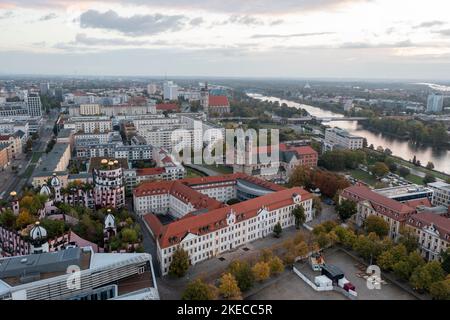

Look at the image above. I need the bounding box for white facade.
[426,94,444,113]
[428,181,450,207]
[163,81,179,100]
[325,127,364,150]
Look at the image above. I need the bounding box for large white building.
[0,247,159,300]
[64,116,112,133]
[163,81,179,100]
[135,173,313,275]
[26,93,43,118]
[426,93,444,113]
[324,127,364,150]
[428,181,450,207]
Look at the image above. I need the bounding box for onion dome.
[50,173,61,187]
[9,191,17,198]
[104,210,116,229]
[40,183,52,196]
[30,221,47,240]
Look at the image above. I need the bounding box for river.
[248,93,450,175]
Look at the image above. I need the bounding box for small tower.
[104,209,117,242]
[40,183,52,197]
[29,221,49,254]
[200,82,209,113]
[10,191,19,215]
[50,173,62,202]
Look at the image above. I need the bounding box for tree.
[352,233,382,262]
[259,248,273,262]
[335,199,357,222]
[377,244,408,271]
[273,222,282,238]
[218,273,242,300]
[392,251,425,281]
[269,256,284,276]
[364,215,389,238]
[440,248,450,274]
[410,261,445,292]
[426,162,435,170]
[371,162,389,177]
[16,209,34,229]
[182,278,217,300]
[312,196,322,218]
[429,276,450,300]
[40,219,66,239]
[292,205,306,229]
[423,174,436,184]
[398,166,410,177]
[398,228,418,253]
[169,248,190,278]
[252,261,271,282]
[121,228,138,243]
[0,209,16,229]
[288,165,312,188]
[228,260,255,292]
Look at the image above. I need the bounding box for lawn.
[20,164,35,179]
[201,163,234,174]
[31,152,42,164]
[404,174,425,185]
[348,169,379,186]
[185,167,206,178]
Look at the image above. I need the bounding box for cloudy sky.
[1,0,450,79]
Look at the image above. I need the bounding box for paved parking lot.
[246,248,417,300]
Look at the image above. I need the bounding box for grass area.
[31,152,42,164]
[201,163,234,174]
[404,174,425,185]
[348,169,379,186]
[185,167,206,178]
[20,164,35,179]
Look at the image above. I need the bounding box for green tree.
[228,260,255,292]
[182,278,217,300]
[169,248,190,278]
[273,222,282,238]
[218,273,242,300]
[377,244,408,271]
[0,209,16,229]
[410,261,445,292]
[364,215,389,238]
[398,228,419,253]
[426,162,435,170]
[352,233,382,263]
[392,251,425,281]
[292,205,306,229]
[440,248,450,274]
[312,196,322,217]
[121,228,138,243]
[335,199,357,222]
[429,276,450,300]
[398,166,410,177]
[423,174,436,184]
[40,219,66,239]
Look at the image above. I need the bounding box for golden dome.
[108,161,114,166]
[10,191,17,197]
[113,160,119,164]
[101,159,108,164]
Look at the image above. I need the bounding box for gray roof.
[0,248,82,279]
[33,142,70,178]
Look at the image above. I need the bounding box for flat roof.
[33,142,70,177]
[374,184,433,198]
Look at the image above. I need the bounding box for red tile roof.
[404,198,432,209]
[406,213,450,241]
[341,185,415,221]
[280,143,318,157]
[0,135,13,141]
[137,167,165,176]
[208,95,229,107]
[145,186,312,248]
[156,103,180,111]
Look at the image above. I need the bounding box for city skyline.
[1,0,450,79]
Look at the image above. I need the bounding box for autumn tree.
[429,276,450,300]
[218,273,242,300]
[16,209,34,229]
[182,278,217,300]
[371,162,389,177]
[364,215,389,238]
[228,260,255,292]
[392,251,425,281]
[269,256,284,276]
[0,209,16,229]
[312,196,322,218]
[441,248,450,274]
[377,244,408,271]
[398,227,419,253]
[169,248,190,278]
[252,261,271,282]
[292,205,306,229]
[333,225,356,248]
[288,165,312,188]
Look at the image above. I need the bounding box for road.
[0,110,58,199]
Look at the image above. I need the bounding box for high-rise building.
[39,82,50,95]
[426,93,444,113]
[26,93,42,118]
[163,81,178,100]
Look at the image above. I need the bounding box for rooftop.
[208,95,229,107]
[374,184,433,198]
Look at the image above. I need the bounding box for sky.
[1,0,450,80]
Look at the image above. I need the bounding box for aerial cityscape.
[0,0,450,308]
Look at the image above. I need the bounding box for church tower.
[50,173,62,202]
